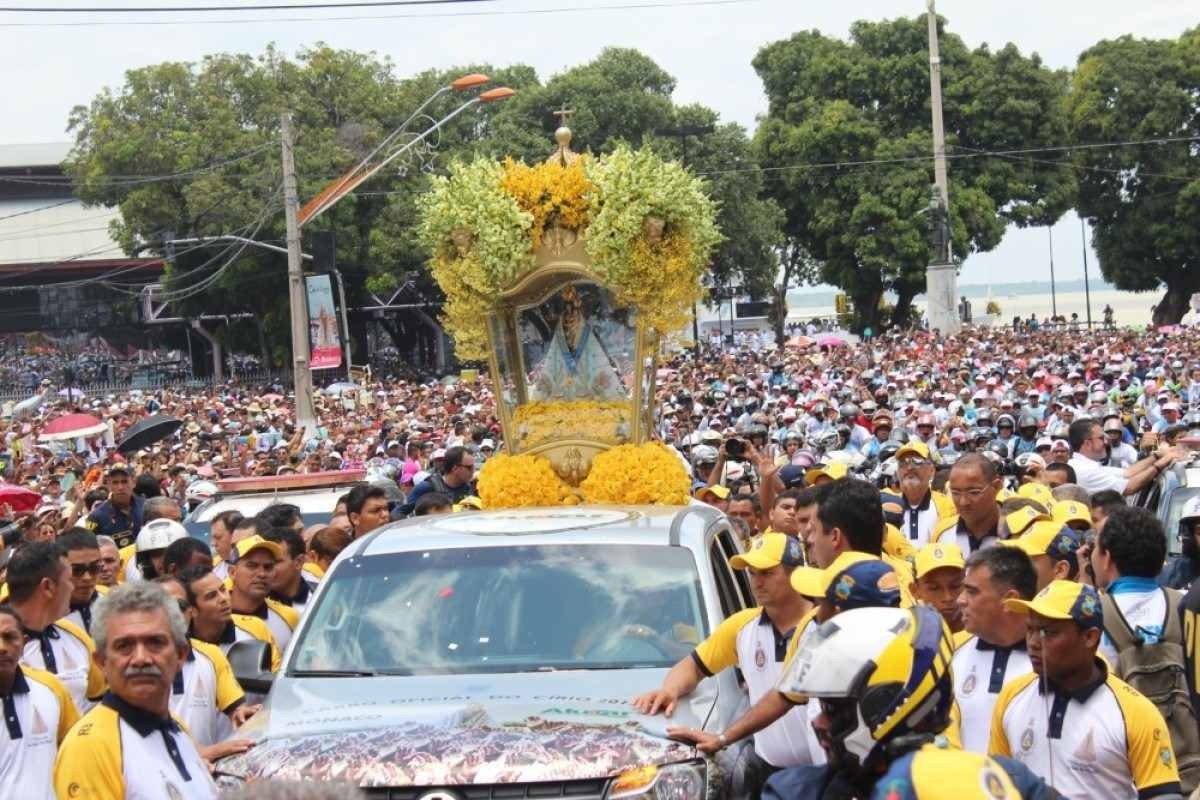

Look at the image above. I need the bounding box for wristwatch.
[717,732,728,749]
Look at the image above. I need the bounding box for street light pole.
[924,0,959,334]
[281,112,318,431]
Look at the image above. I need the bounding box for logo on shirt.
[1073,729,1096,763]
[754,642,766,670]
[980,767,1008,799]
[1020,725,1034,752]
[1161,747,1174,767]
[166,782,184,800]
[960,668,977,697]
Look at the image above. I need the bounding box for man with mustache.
[54,581,217,799]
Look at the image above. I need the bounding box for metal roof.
[0,142,73,170]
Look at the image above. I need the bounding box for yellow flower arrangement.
[500,157,591,249]
[581,442,691,506]
[476,453,577,508]
[512,400,630,449]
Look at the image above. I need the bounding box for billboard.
[305,275,342,370]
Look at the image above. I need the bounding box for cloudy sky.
[2,0,1193,287]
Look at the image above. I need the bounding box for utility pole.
[924,0,959,334]
[281,112,317,431]
[1048,227,1057,319]
[1080,217,1093,330]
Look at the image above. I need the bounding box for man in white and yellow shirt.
[54,581,216,800]
[631,532,814,791]
[158,576,257,755]
[991,580,1182,800]
[7,540,105,712]
[179,566,282,673]
[228,535,299,654]
[0,604,77,800]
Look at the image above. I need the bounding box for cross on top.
[553,106,575,126]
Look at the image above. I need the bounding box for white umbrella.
[57,388,86,400]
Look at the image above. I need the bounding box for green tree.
[67,45,533,363]
[1067,28,1200,325]
[752,16,1075,332]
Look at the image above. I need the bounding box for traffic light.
[311,231,336,274]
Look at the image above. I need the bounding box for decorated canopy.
[417,117,720,506]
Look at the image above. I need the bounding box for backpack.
[1102,588,1200,793]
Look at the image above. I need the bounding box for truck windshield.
[290,544,707,675]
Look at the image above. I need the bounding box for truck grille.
[361,779,608,800]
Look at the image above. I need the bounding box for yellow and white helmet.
[784,605,954,769]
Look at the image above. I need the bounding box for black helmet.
[878,441,902,462]
[986,439,1010,461]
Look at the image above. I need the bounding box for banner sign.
[305,275,342,370]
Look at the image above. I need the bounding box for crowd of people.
[3,322,1200,797]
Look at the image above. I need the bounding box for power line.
[0,142,275,187]
[0,199,76,222]
[0,0,756,27]
[0,0,488,11]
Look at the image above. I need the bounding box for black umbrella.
[117,414,183,455]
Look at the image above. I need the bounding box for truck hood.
[218,670,712,786]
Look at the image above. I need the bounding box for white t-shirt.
[951,634,1033,753]
[1068,453,1129,496]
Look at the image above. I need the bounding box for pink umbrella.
[38,413,107,442]
[0,483,41,513]
[818,335,847,348]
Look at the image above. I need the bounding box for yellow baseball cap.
[789,566,826,598]
[696,484,731,501]
[1053,501,1092,528]
[1003,579,1103,630]
[234,535,283,561]
[729,532,805,571]
[790,550,876,596]
[1002,519,1080,562]
[894,440,932,462]
[804,461,848,486]
[913,542,966,579]
[1004,505,1052,538]
[1016,482,1054,510]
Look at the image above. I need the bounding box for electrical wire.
[0,199,76,222]
[0,0,757,27]
[0,0,489,12]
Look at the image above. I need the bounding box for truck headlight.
[610,760,707,800]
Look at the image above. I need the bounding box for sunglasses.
[71,561,101,577]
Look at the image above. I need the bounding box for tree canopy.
[1066,27,1200,325]
[752,15,1076,331]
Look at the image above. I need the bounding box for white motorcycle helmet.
[184,480,218,507]
[778,606,954,770]
[133,518,189,580]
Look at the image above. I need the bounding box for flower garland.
[581,442,691,506]
[476,453,578,508]
[415,159,534,359]
[583,146,722,335]
[500,157,591,249]
[511,399,630,449]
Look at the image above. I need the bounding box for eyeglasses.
[949,487,992,500]
[898,457,931,469]
[70,561,101,577]
[175,599,190,614]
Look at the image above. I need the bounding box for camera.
[724,437,746,459]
